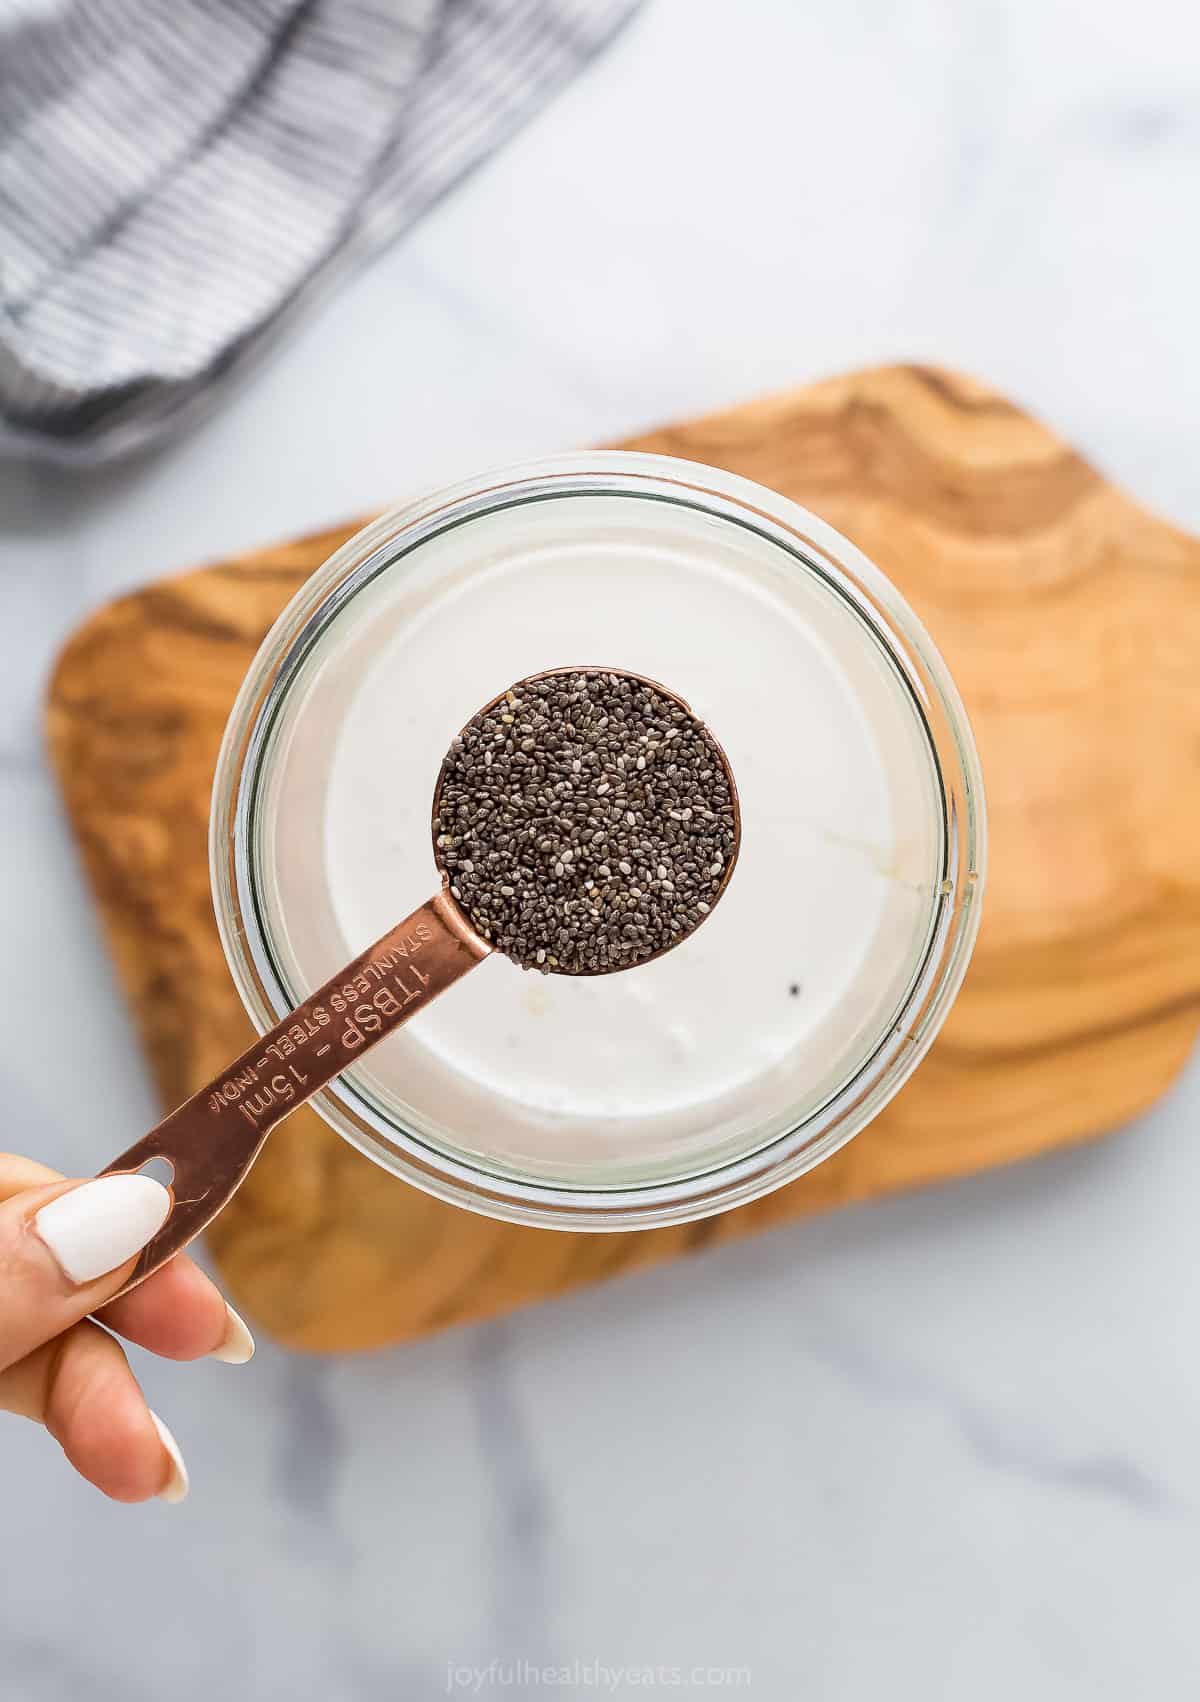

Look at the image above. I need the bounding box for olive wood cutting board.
[45,365,1200,1352]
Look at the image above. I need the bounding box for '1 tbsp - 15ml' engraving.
[99,895,489,1295]
[207,924,438,1127]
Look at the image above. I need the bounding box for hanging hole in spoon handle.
[98,891,491,1298]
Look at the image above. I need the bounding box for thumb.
[0,1175,171,1374]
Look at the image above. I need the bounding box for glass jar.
[210,453,985,1230]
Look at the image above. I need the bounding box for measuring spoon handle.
[98,890,490,1296]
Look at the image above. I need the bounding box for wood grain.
[45,365,1200,1352]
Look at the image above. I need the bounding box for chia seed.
[434,670,738,974]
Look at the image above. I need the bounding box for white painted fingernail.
[149,1411,189,1505]
[210,1303,255,1365]
[34,1176,171,1284]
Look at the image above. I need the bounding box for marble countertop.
[4,0,1200,1696]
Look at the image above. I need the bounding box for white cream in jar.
[253,484,945,1191]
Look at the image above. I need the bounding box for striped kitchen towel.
[0,0,640,463]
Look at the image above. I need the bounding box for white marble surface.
[3,0,1200,1695]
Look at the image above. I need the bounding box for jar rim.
[210,451,986,1231]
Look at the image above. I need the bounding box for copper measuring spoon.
[96,668,741,1295]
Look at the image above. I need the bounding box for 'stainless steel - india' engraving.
[208,926,435,1127]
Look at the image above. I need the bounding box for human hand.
[0,1154,254,1504]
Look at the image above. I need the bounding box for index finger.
[0,1152,60,1196]
[98,1256,253,1362]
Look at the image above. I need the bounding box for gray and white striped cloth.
[0,0,640,463]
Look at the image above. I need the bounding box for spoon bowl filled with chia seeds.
[433,669,740,976]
